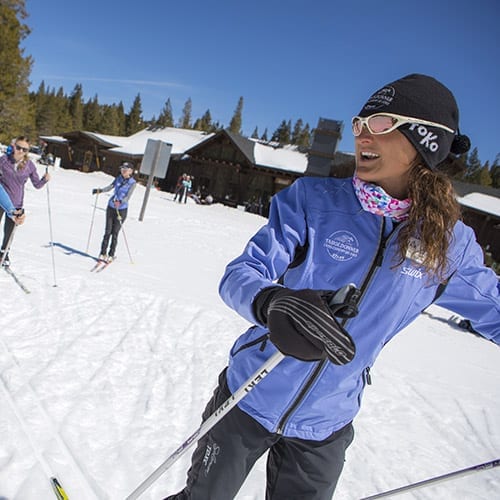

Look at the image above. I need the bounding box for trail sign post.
[139,139,172,221]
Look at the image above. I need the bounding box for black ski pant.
[0,209,16,254]
[178,187,188,203]
[164,369,354,500]
[100,206,127,257]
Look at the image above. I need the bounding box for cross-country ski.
[3,266,31,294]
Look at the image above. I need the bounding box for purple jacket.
[0,154,47,207]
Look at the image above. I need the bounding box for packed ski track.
[0,161,498,500]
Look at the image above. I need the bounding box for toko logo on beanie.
[359,74,470,169]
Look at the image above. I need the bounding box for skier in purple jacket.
[0,136,49,266]
[166,75,499,500]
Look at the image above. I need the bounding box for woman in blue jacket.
[166,75,499,500]
[92,162,136,262]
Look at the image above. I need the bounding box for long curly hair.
[396,160,461,281]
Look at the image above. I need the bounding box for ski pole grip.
[325,283,361,318]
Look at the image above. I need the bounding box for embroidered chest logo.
[402,237,426,279]
[324,231,359,262]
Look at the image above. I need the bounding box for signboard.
[139,139,172,179]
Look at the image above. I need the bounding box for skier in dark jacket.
[165,74,500,500]
[92,162,136,262]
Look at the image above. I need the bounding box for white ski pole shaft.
[0,223,17,266]
[125,350,285,500]
[361,458,500,499]
[86,192,99,253]
[46,168,57,286]
[116,208,133,264]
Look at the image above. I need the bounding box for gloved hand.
[92,188,101,195]
[253,287,357,364]
[114,200,121,208]
[12,208,25,225]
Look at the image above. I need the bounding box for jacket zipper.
[276,218,394,434]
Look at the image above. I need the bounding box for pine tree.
[272,120,291,144]
[126,94,144,135]
[116,101,126,135]
[100,104,120,135]
[261,128,268,141]
[297,123,311,148]
[478,162,492,187]
[0,0,34,143]
[83,95,101,132]
[54,86,72,133]
[490,154,500,188]
[69,83,84,131]
[464,147,482,184]
[291,119,304,144]
[193,109,213,132]
[229,96,244,134]
[156,98,174,128]
[251,127,259,139]
[178,97,192,129]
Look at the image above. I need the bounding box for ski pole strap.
[125,350,285,500]
[361,458,500,499]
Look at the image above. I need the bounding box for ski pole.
[86,191,99,253]
[361,458,500,499]
[116,208,133,264]
[0,223,18,266]
[46,167,57,287]
[125,350,285,500]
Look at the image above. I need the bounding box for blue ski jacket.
[219,176,500,441]
[100,175,136,209]
[0,183,16,217]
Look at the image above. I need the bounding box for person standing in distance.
[0,136,49,266]
[92,162,136,262]
[164,74,499,500]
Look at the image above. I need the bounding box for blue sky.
[24,0,499,164]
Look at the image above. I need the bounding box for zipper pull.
[366,366,372,385]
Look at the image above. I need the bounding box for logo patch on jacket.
[405,237,426,264]
[324,231,359,262]
[402,237,426,279]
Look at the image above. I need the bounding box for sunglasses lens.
[352,117,363,136]
[367,115,398,134]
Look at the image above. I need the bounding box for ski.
[3,266,31,294]
[50,476,70,500]
[95,260,113,272]
[361,458,500,499]
[90,259,107,272]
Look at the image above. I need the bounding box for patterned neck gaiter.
[352,175,411,222]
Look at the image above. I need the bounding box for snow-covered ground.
[0,162,498,500]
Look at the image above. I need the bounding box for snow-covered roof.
[107,127,214,156]
[458,192,500,218]
[39,135,68,144]
[253,141,308,174]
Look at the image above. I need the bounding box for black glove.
[253,287,357,364]
[92,188,101,195]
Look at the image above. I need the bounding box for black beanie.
[358,74,470,169]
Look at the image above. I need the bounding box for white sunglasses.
[352,113,455,136]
